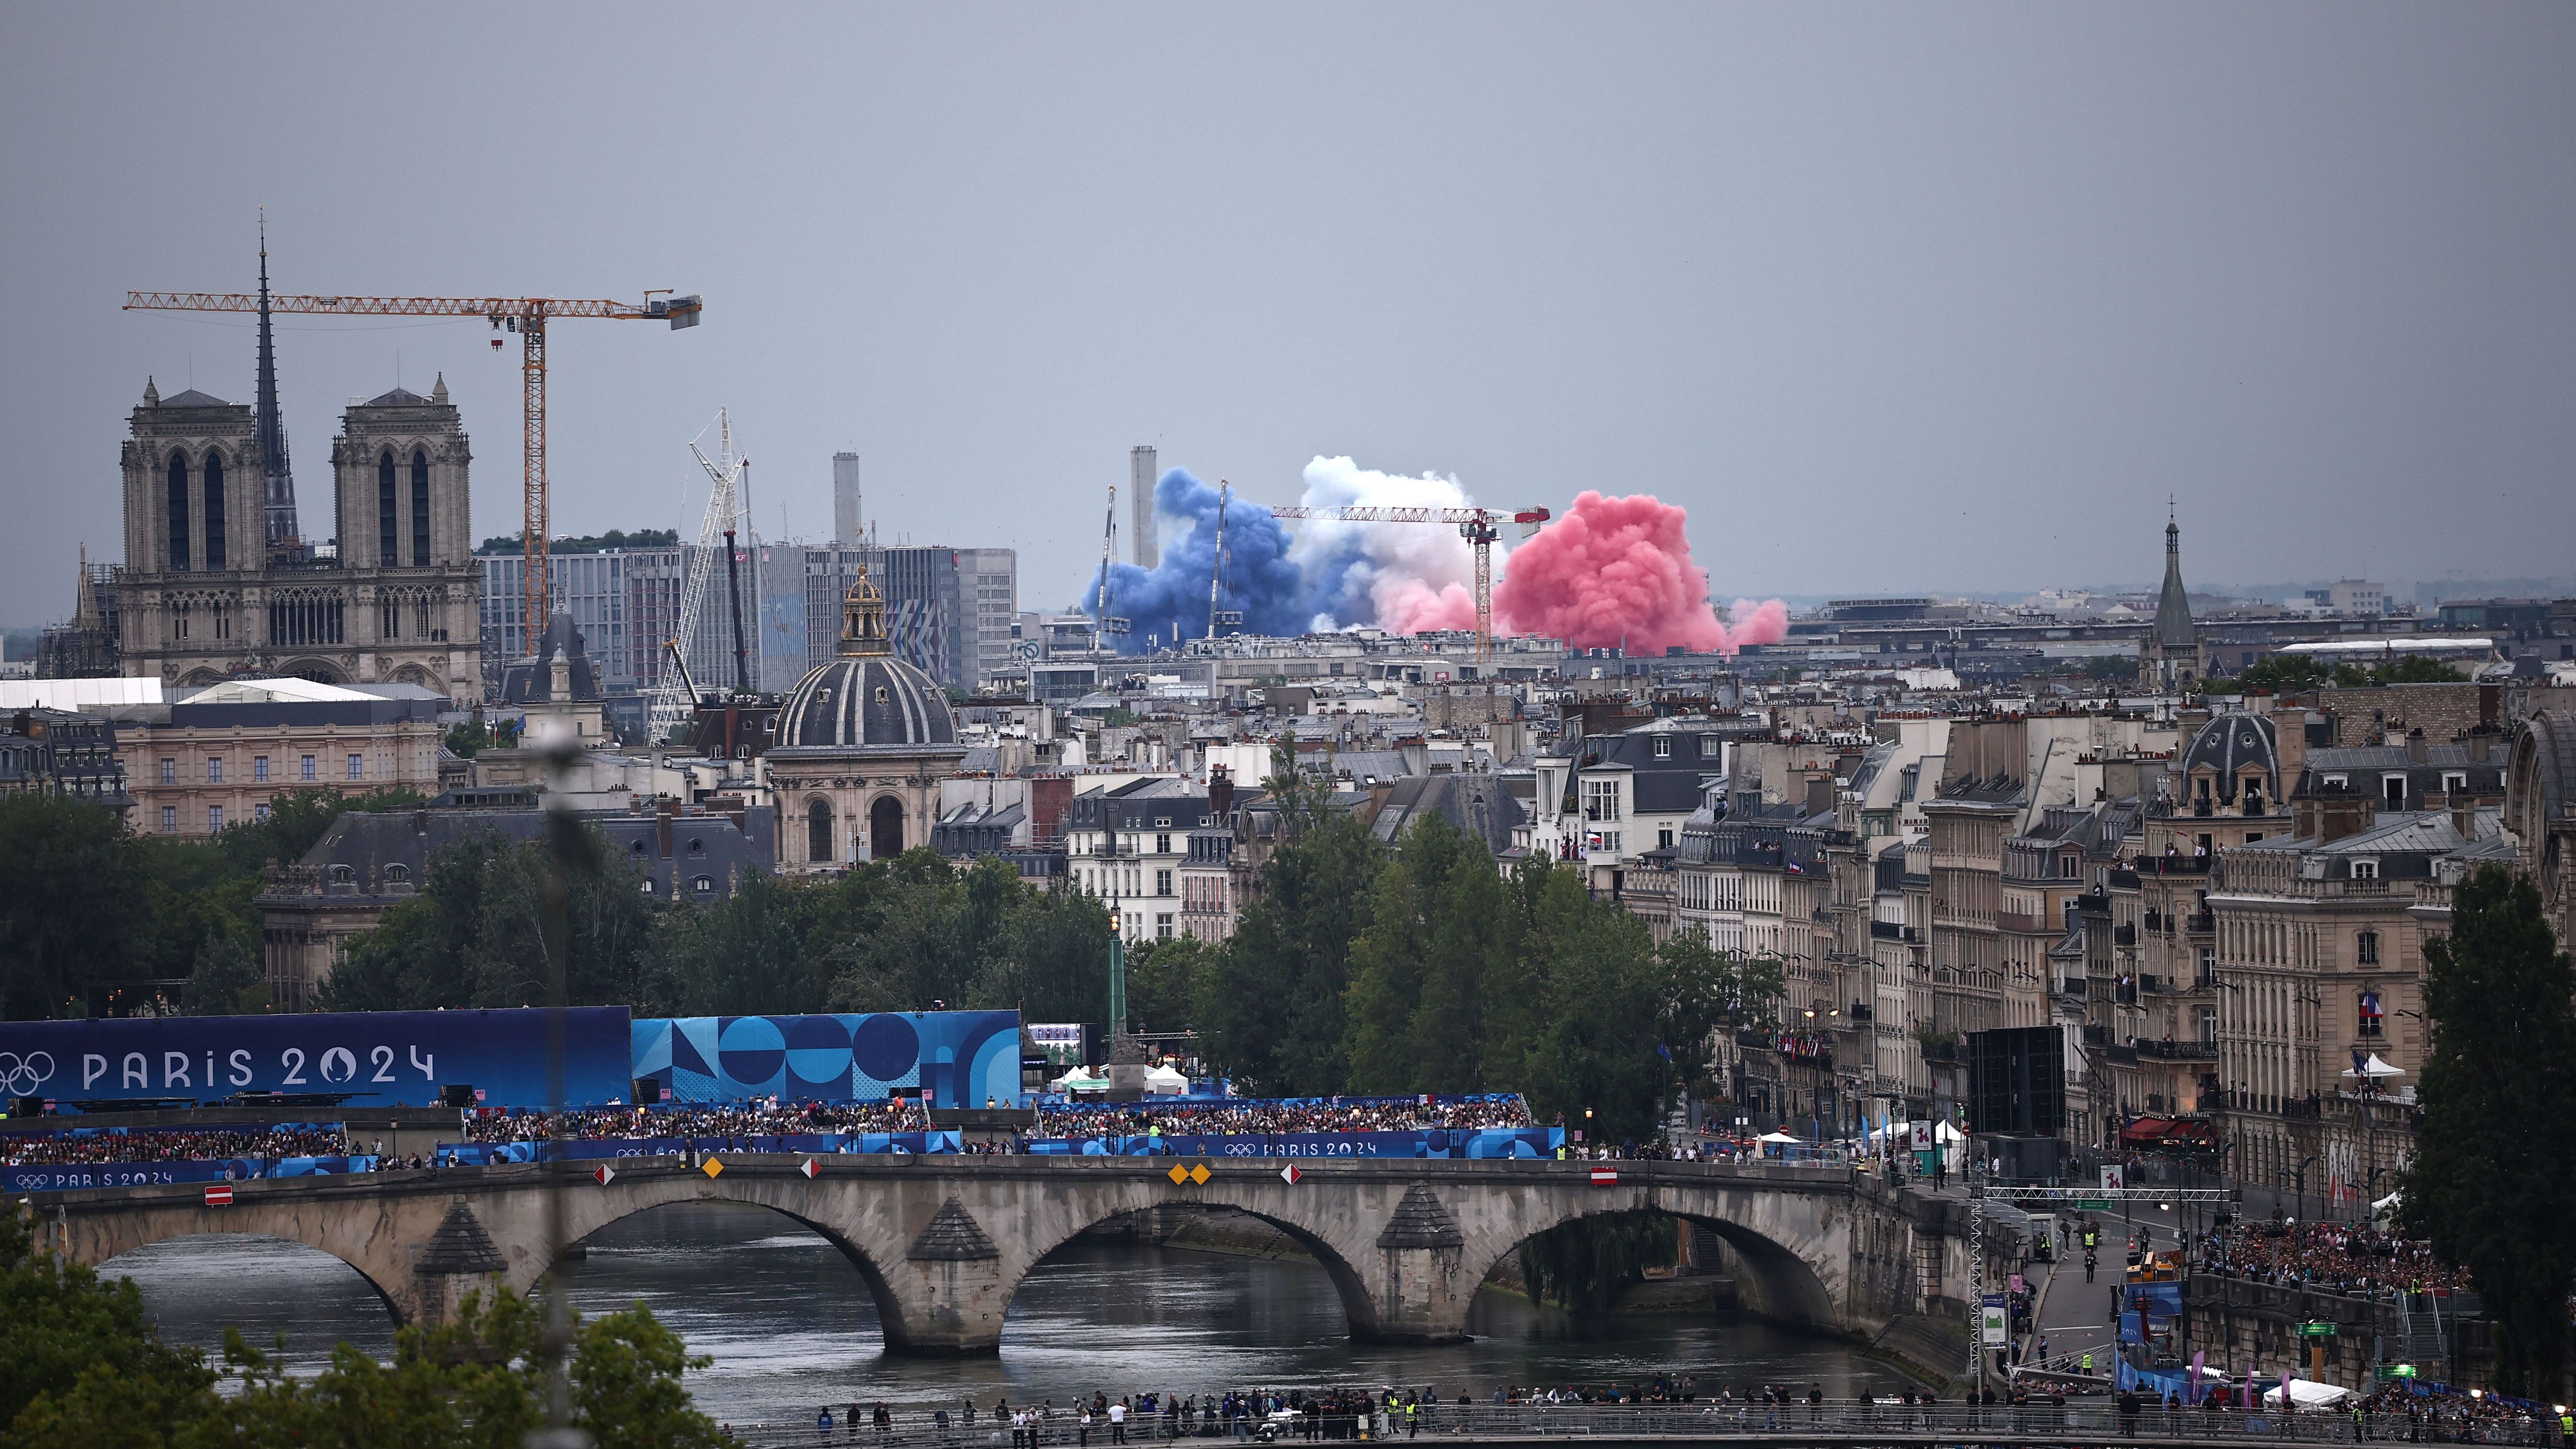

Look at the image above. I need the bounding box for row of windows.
[158,753,363,785]
[1078,867,1175,897]
[159,800,273,833]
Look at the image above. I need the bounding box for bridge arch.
[537,1178,914,1348]
[1010,1196,1384,1341]
[1450,1186,1846,1335]
[89,1225,410,1329]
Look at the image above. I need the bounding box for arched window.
[329,864,355,885]
[807,799,833,863]
[377,450,398,566]
[384,863,410,883]
[202,452,226,570]
[870,796,904,861]
[411,449,431,566]
[167,453,190,571]
[692,876,715,894]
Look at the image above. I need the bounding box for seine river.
[104,1202,1910,1431]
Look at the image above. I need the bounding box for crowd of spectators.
[1031,1096,1532,1139]
[0,1124,351,1166]
[2194,1219,2470,1300]
[462,1100,929,1144]
[2354,1383,2557,1441]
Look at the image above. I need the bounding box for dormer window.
[692,875,715,893]
[384,864,410,883]
[2351,859,2380,881]
[330,864,356,885]
[688,837,705,857]
[1653,737,1671,758]
[874,686,890,704]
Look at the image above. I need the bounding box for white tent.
[2371,1189,2403,1219]
[2341,1053,2406,1081]
[1143,1064,1190,1095]
[1053,1070,1110,1094]
[2263,1380,2352,1408]
[1756,1131,1805,1144]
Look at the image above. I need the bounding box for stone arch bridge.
[37,1156,1977,1355]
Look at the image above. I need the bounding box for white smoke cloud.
[1285,456,1507,634]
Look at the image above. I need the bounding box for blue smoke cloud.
[1075,469,1364,654]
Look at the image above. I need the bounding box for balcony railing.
[2133,1038,2218,1061]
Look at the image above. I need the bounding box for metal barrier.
[722,1399,2554,1448]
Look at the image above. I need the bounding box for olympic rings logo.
[0,1051,55,1096]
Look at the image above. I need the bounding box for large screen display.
[631,1012,1023,1107]
[0,1007,633,1109]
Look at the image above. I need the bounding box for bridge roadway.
[33,1154,1963,1355]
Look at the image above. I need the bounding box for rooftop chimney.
[1804,772,1835,817]
[2405,728,2429,764]
[1209,765,1234,820]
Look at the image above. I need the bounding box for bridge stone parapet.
[38,1156,1972,1355]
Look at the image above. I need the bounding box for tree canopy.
[2398,864,2576,1394]
[0,1203,733,1448]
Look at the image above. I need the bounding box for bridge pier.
[1359,1185,1476,1344]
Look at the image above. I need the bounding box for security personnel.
[2079,1351,2094,1375]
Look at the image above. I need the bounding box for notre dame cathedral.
[63,246,482,701]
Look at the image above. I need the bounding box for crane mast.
[1264,503,1551,662]
[647,410,752,740]
[1092,484,1130,652]
[124,283,701,639]
[1206,479,1241,640]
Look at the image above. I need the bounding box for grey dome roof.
[775,655,957,751]
[2181,712,2277,803]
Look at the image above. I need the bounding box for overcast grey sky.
[4,3,2571,627]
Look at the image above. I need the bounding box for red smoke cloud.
[1494,491,1788,655]
[1378,577,1480,635]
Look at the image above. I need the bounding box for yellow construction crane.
[1264,503,1550,662]
[124,286,702,633]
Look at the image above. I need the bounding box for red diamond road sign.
[1279,1165,1302,1185]
[800,1157,821,1180]
[1589,1168,1619,1186]
[592,1165,616,1187]
[202,1184,233,1206]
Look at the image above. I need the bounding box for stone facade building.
[768,568,967,873]
[120,683,445,839]
[107,376,480,701]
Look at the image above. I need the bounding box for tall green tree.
[1198,811,1385,1096]
[978,877,1118,1024]
[321,829,651,1013]
[0,794,143,1018]
[639,868,828,1017]
[2398,864,2576,1394]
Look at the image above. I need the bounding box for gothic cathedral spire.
[255,210,299,551]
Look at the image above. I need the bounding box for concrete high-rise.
[833,452,862,545]
[1130,445,1158,569]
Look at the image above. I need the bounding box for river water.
[103,1202,1910,1430]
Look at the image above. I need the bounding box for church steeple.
[254,211,299,551]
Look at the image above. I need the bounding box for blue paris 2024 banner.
[631,1012,1023,1107]
[0,1008,632,1109]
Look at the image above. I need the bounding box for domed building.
[767,568,965,872]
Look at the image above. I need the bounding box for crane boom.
[1262,503,1551,663]
[123,287,701,639]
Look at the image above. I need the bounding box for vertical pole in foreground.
[532,739,590,1449]
[524,311,551,633]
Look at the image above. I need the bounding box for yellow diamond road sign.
[1189,1164,1211,1185]
[1166,1164,1189,1184]
[702,1157,724,1179]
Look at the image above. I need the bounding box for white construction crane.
[1091,484,1130,652]
[1264,504,1551,662]
[1206,479,1243,639]
[647,410,753,741]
